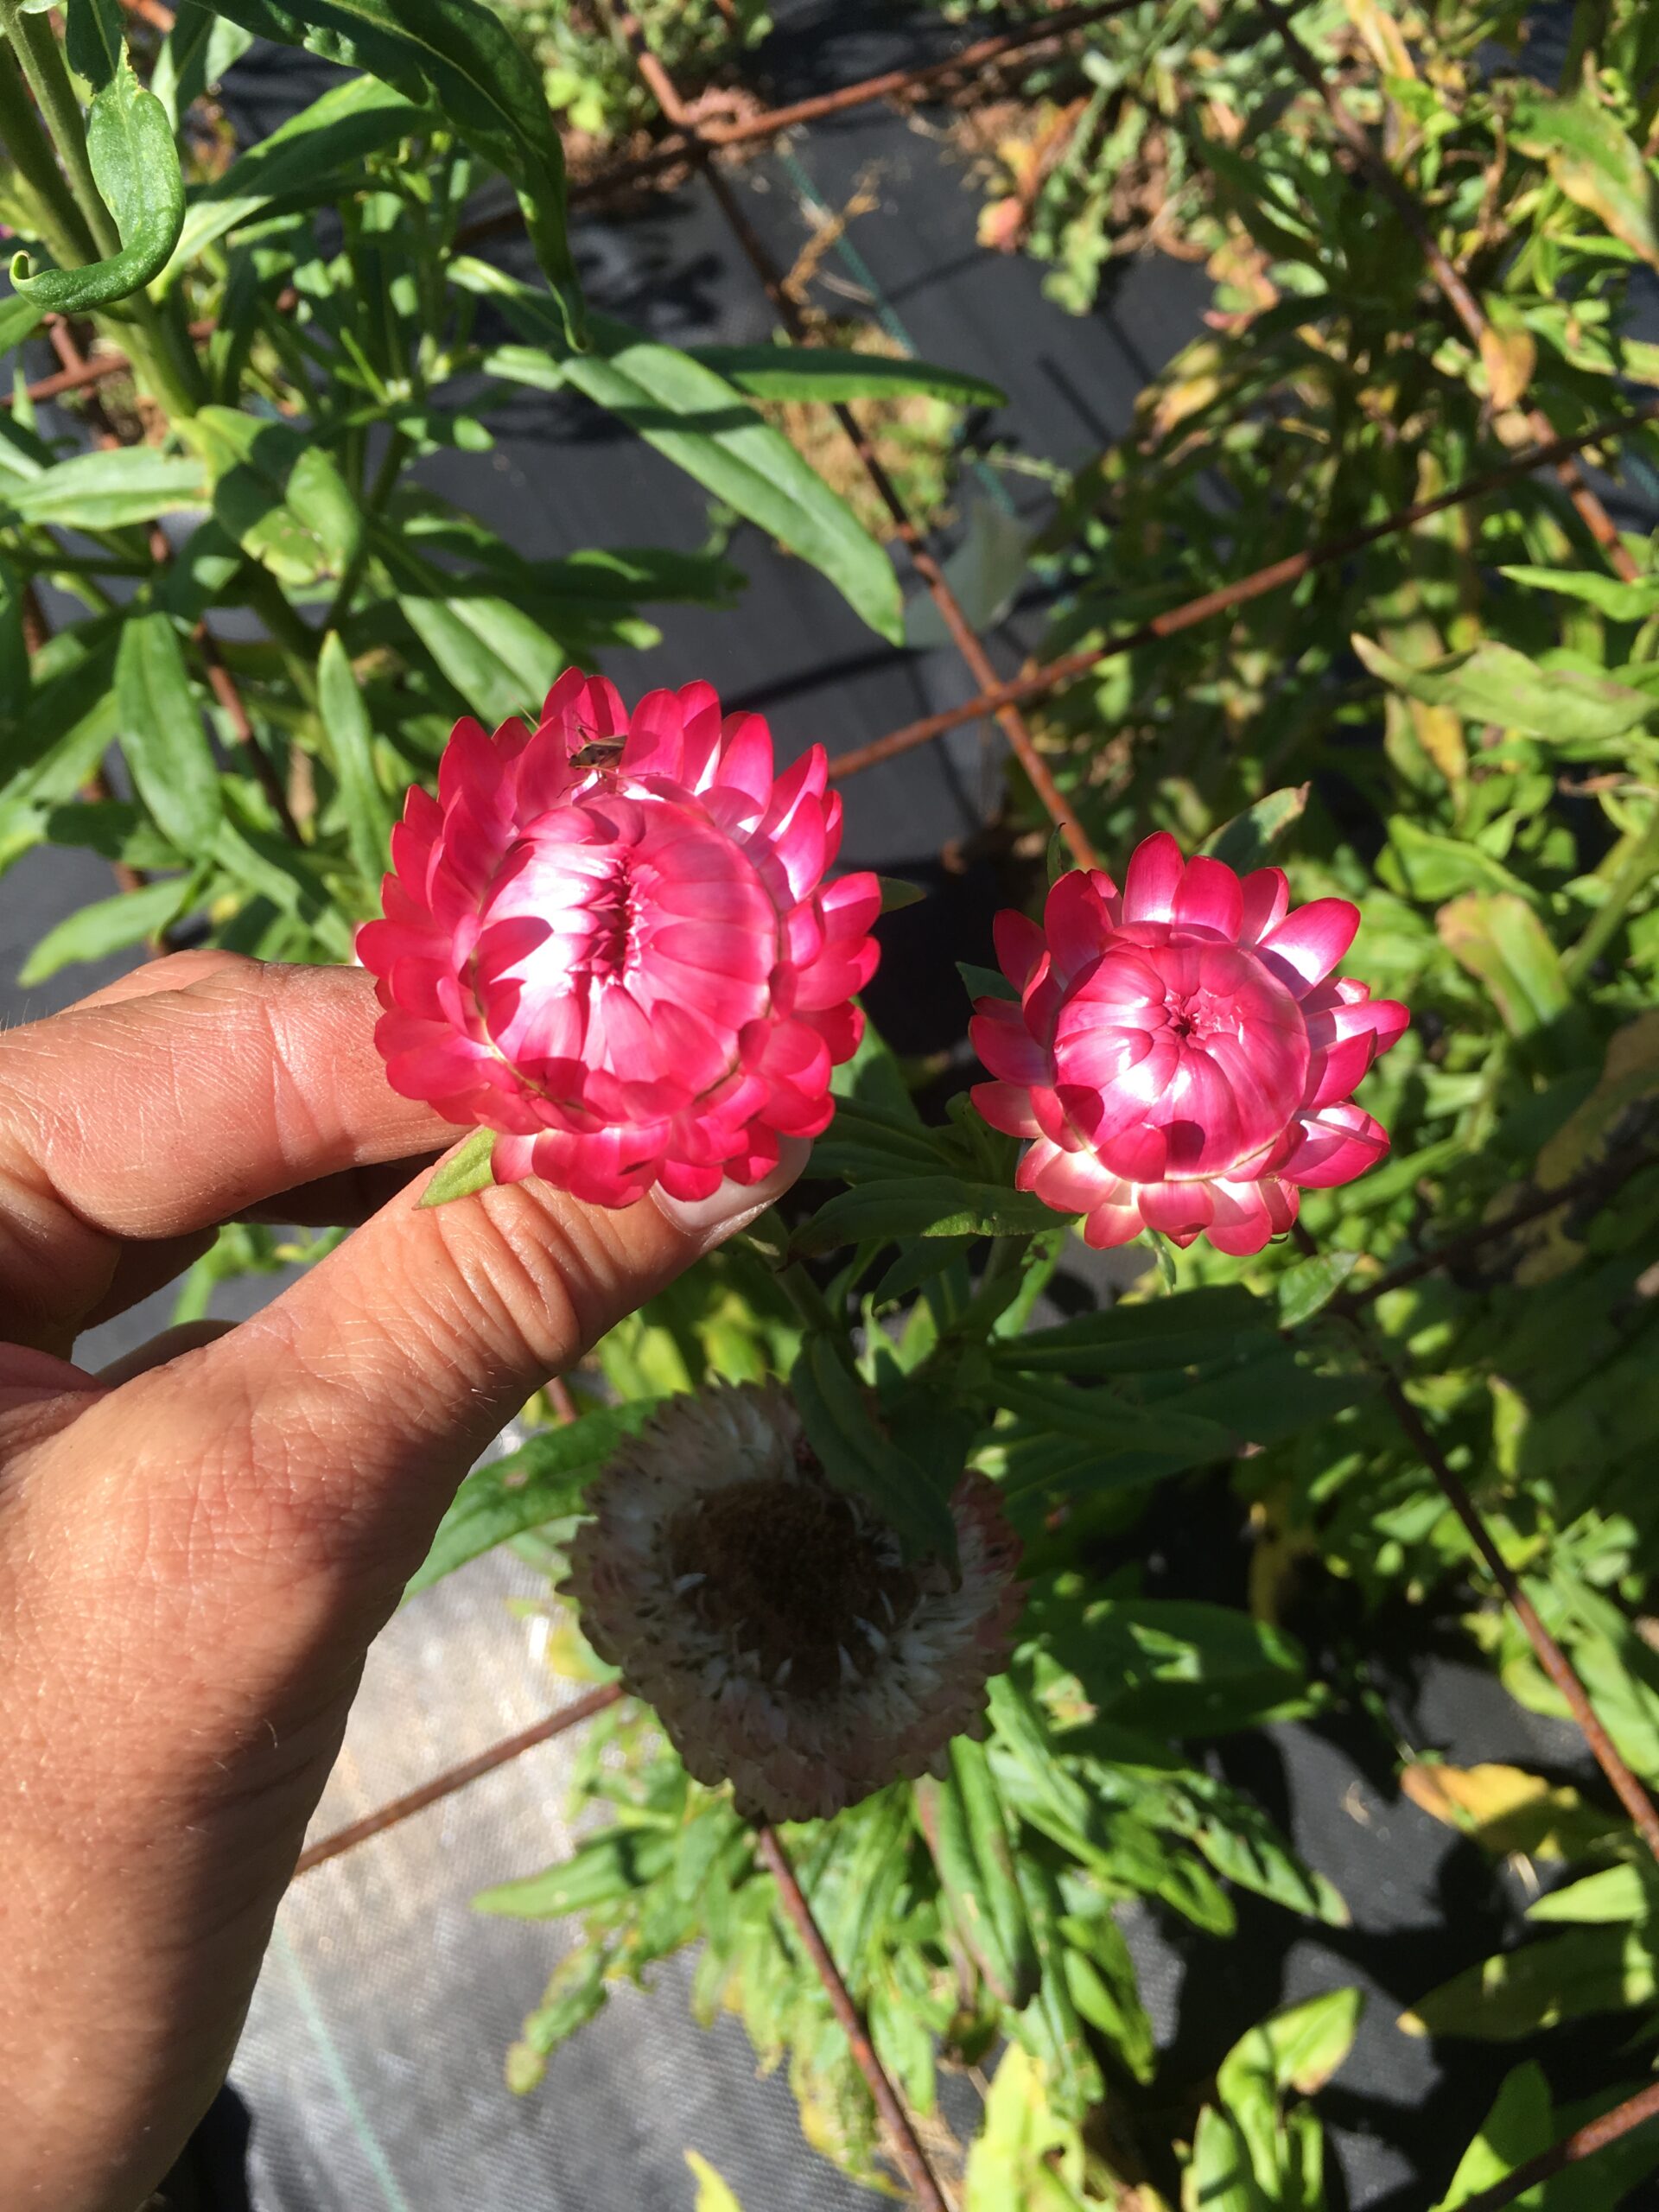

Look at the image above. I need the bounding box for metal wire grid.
[51,2,1659,2203]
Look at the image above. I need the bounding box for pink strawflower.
[970,833,1407,1255]
[359,671,880,1209]
[566,1384,1024,1823]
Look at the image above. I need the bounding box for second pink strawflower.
[359,671,880,1208]
[970,833,1407,1255]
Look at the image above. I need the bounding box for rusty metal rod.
[293,1684,625,1877]
[756,1822,952,2211]
[1332,1139,1657,1315]
[825,393,1659,780]
[1453,2079,1659,2212]
[607,0,1096,864]
[1260,0,1641,582]
[1382,1371,1659,1862]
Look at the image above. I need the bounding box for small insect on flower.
[358,672,881,1210]
[970,833,1408,1255]
[565,1385,1024,1824]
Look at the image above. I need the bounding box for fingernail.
[650,1135,812,1252]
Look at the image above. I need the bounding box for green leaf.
[1045,1598,1313,1737]
[115,612,222,855]
[406,1399,666,1598]
[1527,1865,1651,1925]
[1431,2062,1552,2212]
[959,958,1018,1005]
[791,1333,958,1567]
[473,1823,677,1918]
[0,295,45,360]
[1276,1250,1359,1327]
[795,1175,1058,1253]
[1203,784,1311,874]
[1354,633,1654,744]
[1500,563,1659,624]
[388,569,564,725]
[416,1127,498,1209]
[65,0,124,87]
[1402,1926,1658,2039]
[11,58,185,313]
[167,75,429,278]
[878,875,925,914]
[17,876,188,986]
[1510,85,1659,270]
[685,342,1006,408]
[0,448,206,531]
[461,268,904,642]
[916,1738,1041,2011]
[184,409,362,587]
[1437,893,1569,1037]
[194,0,582,339]
[318,631,393,891]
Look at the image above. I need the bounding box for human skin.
[0,950,802,2212]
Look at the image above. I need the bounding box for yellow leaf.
[684,2152,744,2212]
[1478,321,1538,411]
[1401,1762,1616,1859]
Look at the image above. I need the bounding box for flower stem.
[754,1821,952,2211]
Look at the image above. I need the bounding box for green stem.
[324,426,410,632]
[1562,805,1659,987]
[779,1262,839,1336]
[1,8,202,418]
[0,36,96,270]
[4,3,118,258]
[245,570,321,702]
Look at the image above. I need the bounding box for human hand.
[0,951,802,2212]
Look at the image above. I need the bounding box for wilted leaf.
[1400,1762,1617,1860]
[1437,893,1568,1036]
[1354,634,1654,743]
[1478,320,1536,410]
[1511,84,1659,270]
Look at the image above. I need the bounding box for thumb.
[44,1135,809,1625]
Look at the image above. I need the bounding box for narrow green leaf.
[950,1737,1042,2009]
[195,0,583,338]
[115,612,222,854]
[0,448,205,531]
[462,268,904,641]
[686,343,1007,408]
[1402,1926,1657,2039]
[417,1127,497,1209]
[795,1175,1058,1253]
[1432,2062,1553,2212]
[1203,783,1311,874]
[684,2153,746,2212]
[318,631,393,890]
[473,1824,677,1919]
[184,409,362,587]
[959,958,1018,1004]
[392,578,564,726]
[878,875,925,914]
[1276,1249,1359,1327]
[1501,563,1659,623]
[167,77,428,278]
[0,295,45,360]
[407,1398,666,1598]
[791,1333,957,1567]
[12,59,186,313]
[65,0,124,87]
[18,877,188,986]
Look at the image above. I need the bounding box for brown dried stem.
[755,1822,953,2211]
[826,395,1659,780]
[293,1684,624,1878]
[1260,0,1641,581]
